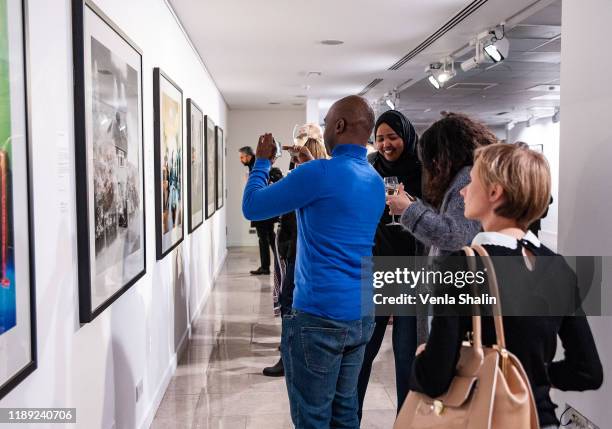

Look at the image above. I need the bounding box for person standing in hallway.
[387,113,497,257]
[357,110,422,420]
[239,145,282,275]
[263,127,329,378]
[242,95,385,428]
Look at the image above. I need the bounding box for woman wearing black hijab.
[357,110,422,420]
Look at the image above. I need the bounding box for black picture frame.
[72,0,147,323]
[204,115,216,219]
[186,99,204,233]
[215,126,224,210]
[153,68,184,259]
[0,0,38,400]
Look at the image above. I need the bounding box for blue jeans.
[281,310,375,429]
[357,315,417,420]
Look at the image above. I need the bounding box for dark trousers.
[279,259,295,317]
[357,315,417,420]
[282,310,375,428]
[255,225,276,270]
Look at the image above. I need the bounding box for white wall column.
[306,98,320,125]
[552,0,612,425]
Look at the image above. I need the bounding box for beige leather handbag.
[393,245,540,429]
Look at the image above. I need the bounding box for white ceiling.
[168,0,554,116]
[394,0,562,127]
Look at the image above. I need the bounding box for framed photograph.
[215,126,224,210]
[186,99,203,232]
[73,0,146,323]
[153,68,184,259]
[204,115,216,219]
[529,144,544,154]
[0,0,37,400]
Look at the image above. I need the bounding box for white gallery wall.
[552,0,612,426]
[0,1,227,428]
[226,109,305,247]
[508,118,560,250]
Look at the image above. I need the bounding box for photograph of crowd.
[90,36,144,296]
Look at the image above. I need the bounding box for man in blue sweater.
[242,95,385,428]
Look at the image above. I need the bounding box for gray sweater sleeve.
[400,170,481,252]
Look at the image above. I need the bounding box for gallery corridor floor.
[152,247,398,428]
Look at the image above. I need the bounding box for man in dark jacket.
[239,146,281,275]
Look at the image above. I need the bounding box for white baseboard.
[138,353,177,429]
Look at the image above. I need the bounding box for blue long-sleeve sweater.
[242,144,385,320]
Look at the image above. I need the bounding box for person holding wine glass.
[357,109,423,420]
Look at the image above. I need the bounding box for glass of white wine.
[384,176,401,226]
[292,124,308,146]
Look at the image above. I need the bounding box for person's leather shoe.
[263,358,284,377]
[250,267,271,275]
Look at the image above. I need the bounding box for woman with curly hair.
[387,112,498,257]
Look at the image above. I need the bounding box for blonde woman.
[285,123,329,165]
[408,143,603,428]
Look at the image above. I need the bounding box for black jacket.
[277,211,297,261]
[368,151,423,256]
[410,240,603,427]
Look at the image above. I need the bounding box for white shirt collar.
[472,230,541,249]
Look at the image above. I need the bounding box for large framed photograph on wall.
[186,99,203,233]
[72,0,146,323]
[215,126,224,210]
[204,115,216,219]
[153,68,184,259]
[0,0,37,399]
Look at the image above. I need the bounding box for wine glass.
[292,124,309,146]
[384,176,401,226]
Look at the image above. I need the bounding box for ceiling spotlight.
[526,116,536,127]
[426,59,455,89]
[428,74,441,89]
[482,27,510,63]
[461,25,510,71]
[384,91,398,110]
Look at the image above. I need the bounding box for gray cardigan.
[400,166,481,256]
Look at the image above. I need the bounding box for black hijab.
[370,110,422,198]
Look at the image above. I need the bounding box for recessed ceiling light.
[292,103,304,106]
[269,102,281,105]
[320,40,344,46]
[295,95,307,98]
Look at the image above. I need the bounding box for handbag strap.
[462,246,483,352]
[470,244,507,351]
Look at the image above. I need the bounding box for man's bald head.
[323,95,375,153]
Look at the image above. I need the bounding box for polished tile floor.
[152,247,398,428]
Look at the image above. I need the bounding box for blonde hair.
[304,138,329,160]
[297,123,323,142]
[296,123,328,159]
[474,143,551,229]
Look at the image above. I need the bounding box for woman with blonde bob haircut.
[467,143,551,231]
[407,143,603,429]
